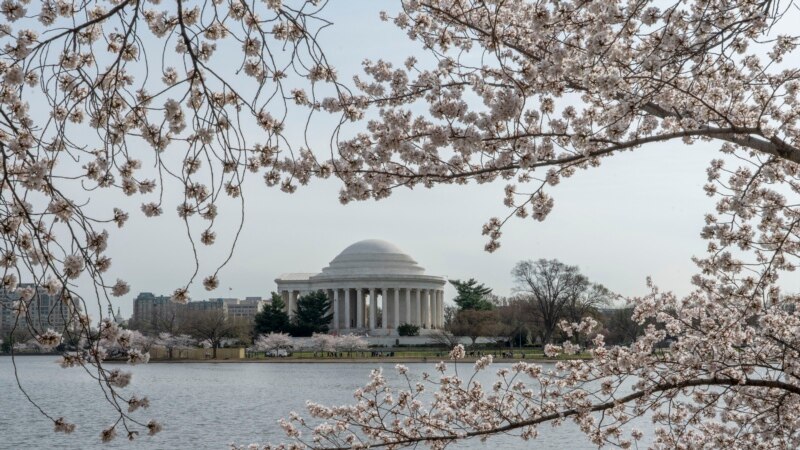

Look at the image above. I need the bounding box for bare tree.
[428,329,462,349]
[443,305,458,328]
[512,259,603,344]
[563,284,613,345]
[180,310,239,359]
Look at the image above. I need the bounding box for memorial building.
[275,239,446,335]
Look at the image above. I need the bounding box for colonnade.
[282,287,445,332]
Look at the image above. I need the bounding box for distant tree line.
[124,307,250,358]
[442,259,645,348]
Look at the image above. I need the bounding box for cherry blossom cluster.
[313,0,800,253]
[153,332,197,357]
[265,301,800,448]
[0,0,344,440]
[51,320,159,441]
[260,1,800,446]
[5,0,800,446]
[253,332,369,355]
[253,332,295,353]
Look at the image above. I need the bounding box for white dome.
[313,239,426,278]
[338,239,404,255]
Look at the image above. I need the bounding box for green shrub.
[398,323,420,336]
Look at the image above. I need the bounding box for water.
[0,356,649,449]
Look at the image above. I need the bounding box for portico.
[275,240,446,335]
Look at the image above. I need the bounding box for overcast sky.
[79,1,799,320]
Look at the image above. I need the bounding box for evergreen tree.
[291,291,333,336]
[449,278,494,311]
[254,292,291,335]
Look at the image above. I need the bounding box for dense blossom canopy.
[2,0,800,446]
[280,0,800,447]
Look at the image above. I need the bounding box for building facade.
[130,292,180,332]
[187,298,226,312]
[131,293,267,331]
[0,284,79,337]
[275,239,446,336]
[224,298,267,322]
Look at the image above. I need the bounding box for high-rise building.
[130,293,267,332]
[189,298,227,312]
[225,298,267,322]
[130,292,181,332]
[0,284,79,338]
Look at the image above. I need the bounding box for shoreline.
[1,354,591,364]
[146,356,587,364]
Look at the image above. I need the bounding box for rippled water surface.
[0,356,650,449]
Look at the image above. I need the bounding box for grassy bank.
[148,348,593,363]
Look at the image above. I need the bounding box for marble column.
[424,289,432,329]
[441,291,446,327]
[432,290,439,328]
[325,290,331,324]
[417,289,423,328]
[415,289,421,326]
[381,287,388,330]
[333,289,339,330]
[393,288,400,329]
[439,290,444,328]
[357,288,364,328]
[345,289,351,329]
[369,287,377,330]
[405,288,412,325]
[438,290,444,328]
[431,289,439,329]
[432,289,438,328]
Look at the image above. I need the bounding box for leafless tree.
[180,309,240,359]
[512,259,607,344]
[428,329,462,349]
[443,305,458,327]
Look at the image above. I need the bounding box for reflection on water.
[0,356,650,449]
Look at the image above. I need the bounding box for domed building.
[275,239,446,335]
